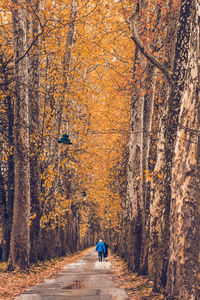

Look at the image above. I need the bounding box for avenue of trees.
[0,0,199,299]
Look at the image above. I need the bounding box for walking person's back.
[103,241,109,261]
[96,240,105,262]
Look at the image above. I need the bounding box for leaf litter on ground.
[110,253,164,300]
[0,248,165,300]
[0,248,92,300]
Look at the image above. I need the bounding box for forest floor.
[110,254,164,300]
[0,247,164,300]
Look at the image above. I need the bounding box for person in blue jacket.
[96,239,105,262]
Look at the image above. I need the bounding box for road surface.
[15,248,129,300]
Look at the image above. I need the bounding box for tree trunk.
[5,95,14,261]
[139,63,155,274]
[147,1,181,292]
[9,0,30,269]
[127,0,199,296]
[28,0,41,263]
[126,45,144,271]
[166,1,200,298]
[0,168,8,261]
[126,0,157,274]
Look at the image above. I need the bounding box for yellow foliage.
[157,173,163,179]
[0,0,135,239]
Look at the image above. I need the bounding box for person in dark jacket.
[103,241,109,261]
[96,239,105,262]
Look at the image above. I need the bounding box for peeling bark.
[166,1,200,298]
[148,0,180,292]
[125,0,199,297]
[126,46,144,271]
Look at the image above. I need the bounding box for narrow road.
[15,249,129,300]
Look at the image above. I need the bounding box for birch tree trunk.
[9,0,30,269]
[166,1,200,298]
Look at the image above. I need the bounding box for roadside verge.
[110,253,164,300]
[0,247,92,300]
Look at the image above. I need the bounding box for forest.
[0,0,199,299]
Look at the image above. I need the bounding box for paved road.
[15,249,129,300]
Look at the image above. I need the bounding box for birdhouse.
[58,134,72,144]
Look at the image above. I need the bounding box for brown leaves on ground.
[110,253,164,300]
[0,248,91,300]
[0,248,165,300]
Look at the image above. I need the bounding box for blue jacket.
[96,241,105,253]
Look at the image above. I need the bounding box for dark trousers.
[98,251,103,262]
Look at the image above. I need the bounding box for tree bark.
[148,1,180,290]
[126,46,144,271]
[0,167,8,261]
[127,1,199,297]
[166,1,200,298]
[5,95,14,261]
[28,0,41,263]
[9,0,31,269]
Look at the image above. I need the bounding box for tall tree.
[127,0,199,297]
[148,1,180,291]
[166,0,200,298]
[28,0,41,263]
[8,0,31,269]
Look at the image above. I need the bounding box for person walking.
[96,239,105,262]
[103,241,109,262]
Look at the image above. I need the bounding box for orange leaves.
[157,172,163,179]
[139,170,163,182]
[0,145,13,163]
[69,0,133,233]
[144,170,152,182]
[0,0,139,238]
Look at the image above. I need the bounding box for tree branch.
[15,26,45,65]
[128,12,173,86]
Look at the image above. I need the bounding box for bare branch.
[15,26,45,65]
[128,12,173,86]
